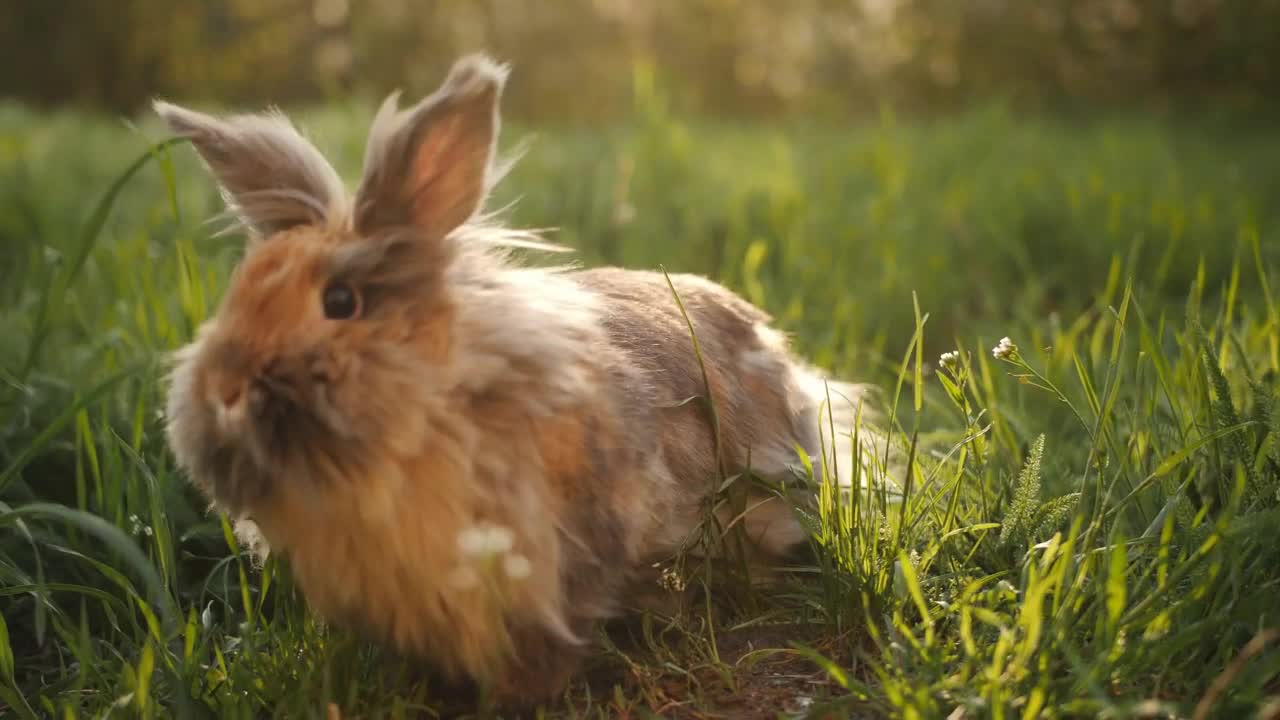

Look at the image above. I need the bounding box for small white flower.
[502,553,532,580]
[938,350,960,371]
[658,566,686,593]
[456,527,486,556]
[992,337,1018,361]
[457,523,515,558]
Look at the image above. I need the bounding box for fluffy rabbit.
[159,54,881,707]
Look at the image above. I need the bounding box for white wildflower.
[454,523,530,588]
[658,566,686,593]
[457,523,515,558]
[992,337,1018,361]
[502,553,532,580]
[128,514,150,537]
[938,350,961,371]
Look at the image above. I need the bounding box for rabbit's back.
[572,268,823,559]
[575,267,815,473]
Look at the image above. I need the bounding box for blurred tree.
[0,0,339,112]
[1,0,1277,118]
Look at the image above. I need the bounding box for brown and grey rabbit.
[159,55,885,707]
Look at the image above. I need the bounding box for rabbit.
[158,54,885,708]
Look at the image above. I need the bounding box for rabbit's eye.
[322,282,360,320]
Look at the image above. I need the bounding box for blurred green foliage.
[3,0,1279,119]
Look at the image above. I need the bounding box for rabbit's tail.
[790,365,901,494]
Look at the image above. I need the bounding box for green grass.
[1,92,1279,718]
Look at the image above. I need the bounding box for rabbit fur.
[158,54,885,707]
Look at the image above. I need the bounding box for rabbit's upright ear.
[353,54,507,240]
[153,101,347,239]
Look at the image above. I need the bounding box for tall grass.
[0,94,1277,717]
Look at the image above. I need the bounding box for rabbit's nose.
[212,381,249,429]
[219,384,244,410]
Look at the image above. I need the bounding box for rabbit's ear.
[353,54,507,239]
[153,101,347,239]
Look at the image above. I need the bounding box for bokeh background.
[6,0,1280,119]
[4,2,1280,716]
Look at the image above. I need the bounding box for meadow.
[1,88,1279,718]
